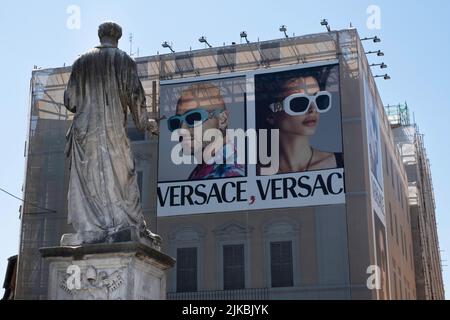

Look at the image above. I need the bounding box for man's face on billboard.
[269,76,321,137]
[175,85,228,155]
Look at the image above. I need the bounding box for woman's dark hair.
[256,66,331,112]
[276,67,330,100]
[255,66,331,130]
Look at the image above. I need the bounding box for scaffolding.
[389,103,445,300]
[385,103,411,128]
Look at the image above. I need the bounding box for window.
[404,277,408,299]
[394,214,399,245]
[263,219,299,288]
[391,158,395,188]
[400,226,405,256]
[400,187,404,210]
[270,241,294,288]
[404,232,408,260]
[384,143,389,176]
[393,271,398,300]
[223,245,245,290]
[176,247,197,292]
[406,198,410,224]
[389,203,394,237]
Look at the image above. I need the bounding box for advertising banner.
[363,64,390,299]
[157,62,345,216]
[364,71,385,220]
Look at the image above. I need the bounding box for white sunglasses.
[269,91,332,116]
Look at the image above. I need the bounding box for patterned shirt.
[188,144,245,180]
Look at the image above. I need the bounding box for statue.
[62,22,161,247]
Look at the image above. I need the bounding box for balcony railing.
[167,288,270,300]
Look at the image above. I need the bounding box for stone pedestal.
[40,242,175,300]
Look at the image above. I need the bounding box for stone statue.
[62,22,160,248]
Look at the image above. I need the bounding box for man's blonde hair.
[177,83,226,110]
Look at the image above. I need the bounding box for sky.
[0,0,449,299]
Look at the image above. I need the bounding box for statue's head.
[98,22,122,47]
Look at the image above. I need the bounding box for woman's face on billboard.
[268,76,321,136]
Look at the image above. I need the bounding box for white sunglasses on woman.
[269,91,332,116]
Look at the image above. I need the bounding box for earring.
[269,102,283,113]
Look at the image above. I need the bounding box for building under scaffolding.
[388,103,445,299]
[14,28,419,300]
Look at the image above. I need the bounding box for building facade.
[15,28,429,299]
[388,104,445,299]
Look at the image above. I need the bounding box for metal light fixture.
[199,36,212,48]
[321,19,331,32]
[161,41,175,53]
[362,36,381,43]
[279,25,288,38]
[370,62,388,69]
[240,31,250,44]
[374,74,391,80]
[365,50,384,57]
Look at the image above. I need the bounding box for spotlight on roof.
[320,19,331,32]
[161,41,175,53]
[374,74,391,80]
[198,36,212,48]
[366,50,384,57]
[240,31,250,44]
[362,36,381,43]
[279,25,288,38]
[370,62,388,69]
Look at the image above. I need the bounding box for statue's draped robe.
[64,46,148,237]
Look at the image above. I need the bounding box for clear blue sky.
[0,0,449,299]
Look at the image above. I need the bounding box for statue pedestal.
[40,242,175,300]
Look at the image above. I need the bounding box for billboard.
[363,64,390,299]
[364,71,385,220]
[157,61,345,216]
